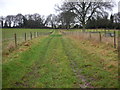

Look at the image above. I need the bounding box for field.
[2,29,53,55]
[2,29,118,88]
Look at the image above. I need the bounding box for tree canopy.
[0,1,120,29]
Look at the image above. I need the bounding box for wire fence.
[61,29,119,49]
[2,31,53,55]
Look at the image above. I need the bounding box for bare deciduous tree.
[5,15,14,27]
[56,1,114,30]
[45,14,58,28]
[58,11,76,29]
[114,12,120,23]
[0,16,4,28]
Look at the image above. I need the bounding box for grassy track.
[62,36,118,88]
[2,30,118,88]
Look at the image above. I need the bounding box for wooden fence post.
[118,31,120,58]
[25,33,26,42]
[35,32,36,37]
[14,33,17,47]
[104,29,106,37]
[34,32,36,38]
[114,30,116,48]
[99,32,102,42]
[30,32,32,40]
[89,31,91,39]
[37,32,39,37]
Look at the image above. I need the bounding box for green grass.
[2,28,52,39]
[65,29,119,35]
[2,28,53,45]
[3,30,77,88]
[3,36,49,87]
[62,36,118,88]
[2,28,53,55]
[2,29,118,88]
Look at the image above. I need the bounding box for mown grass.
[3,30,78,88]
[2,30,118,88]
[62,35,118,88]
[2,28,52,39]
[2,28,53,57]
[66,29,119,33]
[34,32,77,88]
[2,36,51,87]
[2,28,53,48]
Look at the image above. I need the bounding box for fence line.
[13,31,53,48]
[14,33,17,47]
[61,29,118,48]
[99,32,102,42]
[25,33,26,42]
[2,30,54,55]
[114,30,116,48]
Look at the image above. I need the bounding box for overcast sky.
[0,0,119,17]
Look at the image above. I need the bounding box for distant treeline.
[0,13,50,29]
[0,12,120,29]
[85,13,120,29]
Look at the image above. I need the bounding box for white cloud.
[0,0,119,17]
[0,0,61,16]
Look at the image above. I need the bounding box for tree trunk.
[82,23,86,32]
[1,21,3,28]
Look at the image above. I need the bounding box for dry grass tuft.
[7,42,15,52]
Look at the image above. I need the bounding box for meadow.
[2,28,119,88]
[2,28,53,55]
